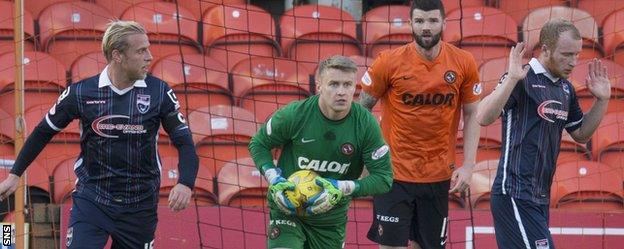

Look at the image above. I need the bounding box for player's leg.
[109,205,158,249]
[410,180,449,249]
[304,218,347,249]
[491,194,553,249]
[66,196,113,249]
[267,208,305,249]
[367,181,417,248]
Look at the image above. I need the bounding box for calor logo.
[91,115,147,138]
[537,100,568,123]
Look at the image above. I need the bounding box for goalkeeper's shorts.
[267,208,346,249]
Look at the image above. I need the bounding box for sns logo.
[537,100,568,123]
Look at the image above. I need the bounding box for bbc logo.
[2,225,10,246]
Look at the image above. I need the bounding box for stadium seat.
[497,0,568,24]
[602,9,624,67]
[0,160,50,217]
[24,0,68,19]
[591,112,624,167]
[52,157,79,204]
[150,53,232,112]
[442,0,487,13]
[280,5,362,66]
[0,51,67,116]
[158,156,217,206]
[362,5,412,57]
[121,2,202,60]
[0,1,36,53]
[38,1,114,69]
[70,51,108,83]
[478,57,508,97]
[231,57,312,122]
[24,161,51,195]
[558,130,590,164]
[469,159,499,209]
[95,0,160,18]
[568,59,624,113]
[522,6,602,60]
[444,6,517,65]
[176,0,246,19]
[574,0,624,25]
[456,120,502,164]
[202,4,280,70]
[0,109,14,158]
[188,105,258,176]
[552,161,623,210]
[217,157,268,207]
[24,104,81,174]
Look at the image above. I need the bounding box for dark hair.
[410,0,445,19]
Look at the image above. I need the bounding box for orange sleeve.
[460,53,482,104]
[361,52,391,99]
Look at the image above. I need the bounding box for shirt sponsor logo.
[362,71,372,86]
[532,84,546,88]
[376,215,399,223]
[402,93,455,106]
[136,94,151,114]
[269,219,297,228]
[372,145,389,160]
[297,157,350,174]
[91,115,147,138]
[537,100,568,123]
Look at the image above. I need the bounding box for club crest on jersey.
[562,84,570,95]
[269,227,280,240]
[444,70,457,84]
[535,239,549,249]
[137,94,151,114]
[537,100,568,123]
[341,142,354,155]
[66,226,73,247]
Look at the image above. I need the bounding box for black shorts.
[367,180,450,248]
[491,194,554,249]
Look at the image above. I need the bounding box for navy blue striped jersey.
[491,58,584,205]
[45,67,192,206]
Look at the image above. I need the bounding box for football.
[285,170,322,214]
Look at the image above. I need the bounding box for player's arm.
[449,102,479,193]
[359,53,389,111]
[353,114,392,198]
[359,91,378,111]
[0,86,79,200]
[477,42,529,126]
[569,59,611,143]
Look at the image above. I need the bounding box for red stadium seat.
[362,5,412,57]
[25,104,81,173]
[52,157,79,204]
[602,9,624,67]
[280,5,362,66]
[38,1,114,69]
[552,161,623,210]
[70,51,107,83]
[574,0,624,25]
[591,112,624,167]
[176,0,246,20]
[558,130,590,164]
[0,109,14,156]
[456,120,502,165]
[478,57,507,97]
[522,6,602,59]
[24,0,69,19]
[0,51,67,116]
[444,6,517,65]
[95,0,159,18]
[158,156,217,206]
[442,0,487,13]
[568,59,624,113]
[217,157,268,207]
[497,0,567,24]
[469,159,499,209]
[24,162,51,194]
[121,2,201,60]
[231,57,312,122]
[0,1,35,52]
[150,54,232,112]
[202,4,280,70]
[188,105,258,176]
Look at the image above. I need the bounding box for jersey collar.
[528,58,560,83]
[99,65,147,95]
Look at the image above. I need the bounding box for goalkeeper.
[248,55,393,249]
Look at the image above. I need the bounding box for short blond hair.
[539,19,581,50]
[316,55,357,79]
[102,20,147,62]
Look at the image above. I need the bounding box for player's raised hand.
[168,183,191,212]
[507,42,529,81]
[586,58,611,101]
[449,164,473,194]
[0,174,19,202]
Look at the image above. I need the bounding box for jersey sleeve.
[248,104,295,173]
[500,73,523,112]
[352,113,393,198]
[460,54,482,104]
[565,83,583,132]
[159,84,190,139]
[46,85,79,131]
[360,52,391,99]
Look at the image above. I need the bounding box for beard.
[413,32,441,50]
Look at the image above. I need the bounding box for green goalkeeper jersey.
[249,95,393,224]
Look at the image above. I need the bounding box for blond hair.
[539,19,581,50]
[102,20,147,62]
[316,55,358,79]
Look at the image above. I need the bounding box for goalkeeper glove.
[305,177,358,215]
[264,168,298,215]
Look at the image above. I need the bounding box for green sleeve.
[352,113,393,197]
[248,105,294,174]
